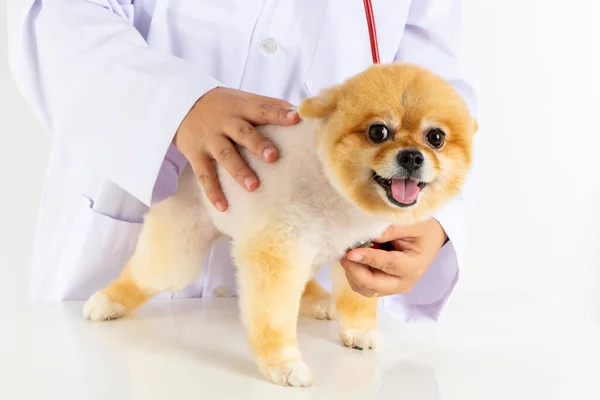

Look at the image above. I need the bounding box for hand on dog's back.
[173,87,301,213]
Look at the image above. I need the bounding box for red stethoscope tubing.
[362,0,380,64]
[362,0,381,251]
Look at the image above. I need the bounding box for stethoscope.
[362,0,380,64]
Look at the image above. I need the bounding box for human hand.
[174,87,300,212]
[340,219,448,297]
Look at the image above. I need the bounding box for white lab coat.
[7,0,477,322]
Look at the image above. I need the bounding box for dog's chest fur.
[199,120,391,268]
[288,180,389,267]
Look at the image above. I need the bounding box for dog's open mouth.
[373,173,427,207]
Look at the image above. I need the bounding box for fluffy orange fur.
[299,278,332,320]
[84,62,477,387]
[301,63,477,224]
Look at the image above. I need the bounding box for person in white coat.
[7,0,477,322]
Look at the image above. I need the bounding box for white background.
[1,1,599,319]
[1,3,50,308]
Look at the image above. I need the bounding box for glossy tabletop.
[1,294,599,399]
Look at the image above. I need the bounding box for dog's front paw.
[340,328,380,351]
[83,292,127,321]
[261,359,313,387]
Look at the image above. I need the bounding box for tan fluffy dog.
[83,63,477,387]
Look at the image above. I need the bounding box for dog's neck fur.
[202,118,394,268]
[273,119,393,264]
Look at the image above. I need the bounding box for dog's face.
[299,63,477,224]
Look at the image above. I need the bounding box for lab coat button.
[260,38,278,55]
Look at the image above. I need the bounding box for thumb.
[373,225,415,243]
[346,247,414,276]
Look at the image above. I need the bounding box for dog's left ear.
[299,85,341,120]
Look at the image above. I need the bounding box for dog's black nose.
[397,150,424,173]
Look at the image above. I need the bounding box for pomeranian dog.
[83,62,477,387]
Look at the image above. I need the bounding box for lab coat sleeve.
[7,0,222,206]
[383,0,479,322]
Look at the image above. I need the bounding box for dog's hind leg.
[83,166,219,321]
[299,278,332,320]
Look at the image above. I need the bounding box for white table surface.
[2,293,599,400]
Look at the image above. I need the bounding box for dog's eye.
[426,128,445,148]
[367,124,390,144]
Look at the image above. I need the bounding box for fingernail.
[263,147,275,160]
[244,176,257,190]
[215,201,227,212]
[286,110,298,120]
[348,253,363,262]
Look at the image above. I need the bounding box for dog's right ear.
[298,85,341,120]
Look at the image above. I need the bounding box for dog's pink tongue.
[391,179,420,204]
